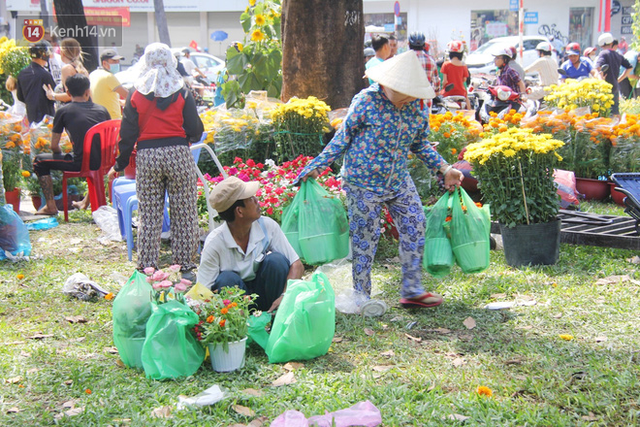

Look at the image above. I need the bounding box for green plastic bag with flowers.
[140,265,204,380]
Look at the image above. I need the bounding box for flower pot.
[5,188,21,214]
[31,195,42,211]
[575,177,610,201]
[208,337,247,372]
[499,219,561,267]
[609,182,626,206]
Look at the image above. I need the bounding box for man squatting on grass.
[197,176,304,313]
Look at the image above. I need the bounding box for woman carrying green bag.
[296,51,464,315]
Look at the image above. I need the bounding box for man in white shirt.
[197,177,304,312]
[524,42,559,100]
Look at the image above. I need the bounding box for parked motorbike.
[477,85,526,124]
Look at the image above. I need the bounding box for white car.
[466,36,558,75]
[171,48,225,84]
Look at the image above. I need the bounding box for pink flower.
[228,167,238,176]
[159,280,173,289]
[174,282,187,292]
[143,267,155,275]
[180,278,192,286]
[234,157,243,164]
[238,172,250,182]
[168,264,181,273]
[223,299,231,305]
[152,271,170,281]
[152,282,162,290]
[256,189,262,196]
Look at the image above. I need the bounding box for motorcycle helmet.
[29,41,51,60]
[598,32,614,47]
[509,46,518,59]
[492,47,512,63]
[535,42,552,53]
[566,42,581,55]
[408,32,426,50]
[447,40,464,53]
[584,47,597,57]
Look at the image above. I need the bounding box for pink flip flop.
[400,292,443,308]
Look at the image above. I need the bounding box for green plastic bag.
[297,179,349,265]
[449,188,491,274]
[423,192,454,278]
[112,270,153,369]
[266,271,335,363]
[281,182,305,256]
[247,312,272,350]
[141,299,205,380]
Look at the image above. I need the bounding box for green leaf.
[226,50,248,75]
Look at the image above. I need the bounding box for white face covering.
[131,43,184,98]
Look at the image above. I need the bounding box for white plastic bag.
[92,206,122,243]
[63,273,109,300]
[176,385,225,410]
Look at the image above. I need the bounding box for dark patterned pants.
[136,145,198,271]
[343,176,427,299]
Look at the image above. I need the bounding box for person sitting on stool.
[197,176,304,312]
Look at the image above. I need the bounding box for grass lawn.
[0,202,639,426]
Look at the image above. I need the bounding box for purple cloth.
[270,400,382,427]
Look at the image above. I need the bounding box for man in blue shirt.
[365,35,391,85]
[560,44,596,80]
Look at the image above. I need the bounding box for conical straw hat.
[365,50,436,99]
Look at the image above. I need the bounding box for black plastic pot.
[499,219,561,267]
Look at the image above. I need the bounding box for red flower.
[267,207,274,215]
[246,159,255,167]
[234,157,243,164]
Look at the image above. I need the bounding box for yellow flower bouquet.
[464,128,564,228]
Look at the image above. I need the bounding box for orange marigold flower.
[85,388,92,394]
[206,315,214,323]
[219,319,226,327]
[220,307,229,315]
[231,302,238,308]
[476,386,492,397]
[17,274,24,280]
[445,216,452,222]
[475,202,483,208]
[21,170,30,177]
[104,292,114,301]
[451,148,457,155]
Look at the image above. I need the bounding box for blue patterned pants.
[343,176,426,299]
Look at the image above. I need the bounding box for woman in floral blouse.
[297,51,463,316]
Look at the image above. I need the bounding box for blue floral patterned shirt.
[297,84,447,195]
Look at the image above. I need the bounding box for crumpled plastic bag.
[315,259,378,315]
[63,273,109,300]
[176,385,225,410]
[270,400,382,427]
[92,206,122,243]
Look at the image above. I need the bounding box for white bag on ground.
[92,206,122,242]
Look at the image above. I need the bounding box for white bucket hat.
[132,43,184,98]
[365,50,436,99]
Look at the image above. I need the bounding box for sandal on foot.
[400,292,443,308]
[360,299,388,317]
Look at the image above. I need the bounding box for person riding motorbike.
[508,46,526,80]
[524,42,559,100]
[440,40,471,109]
[560,42,596,80]
[492,48,526,94]
[584,47,597,68]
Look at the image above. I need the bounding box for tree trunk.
[52,0,99,72]
[154,0,172,47]
[281,0,365,109]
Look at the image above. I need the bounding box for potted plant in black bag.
[464,127,565,267]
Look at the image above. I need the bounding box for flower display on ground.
[271,96,332,161]
[464,128,564,227]
[429,111,482,164]
[191,286,258,351]
[544,78,614,117]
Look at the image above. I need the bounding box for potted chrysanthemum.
[464,128,565,267]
